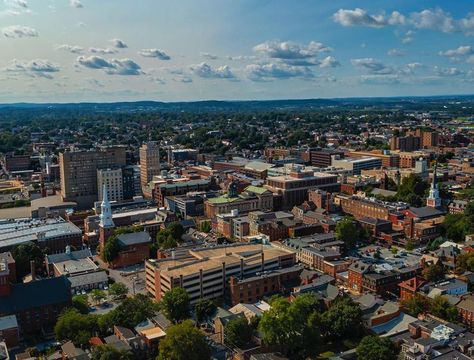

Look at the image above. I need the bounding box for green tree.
[55,309,99,347]
[401,294,430,317]
[72,295,90,314]
[157,320,211,360]
[167,222,185,240]
[258,294,321,359]
[195,298,216,323]
[336,217,359,249]
[91,289,106,305]
[100,294,158,330]
[321,297,362,341]
[12,242,44,281]
[356,335,398,360]
[422,263,446,282]
[102,235,121,263]
[225,317,253,348]
[430,295,459,322]
[108,282,128,299]
[91,345,133,360]
[405,240,415,252]
[199,221,211,233]
[160,287,190,323]
[396,174,429,206]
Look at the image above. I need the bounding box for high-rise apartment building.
[390,136,421,152]
[139,142,161,191]
[59,146,126,209]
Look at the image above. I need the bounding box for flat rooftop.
[147,244,294,278]
[0,217,81,248]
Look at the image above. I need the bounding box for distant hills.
[1,95,474,112]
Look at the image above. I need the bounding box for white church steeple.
[99,184,114,228]
[426,157,441,208]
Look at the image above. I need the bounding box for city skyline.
[1,0,474,102]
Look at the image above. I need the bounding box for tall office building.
[59,146,126,209]
[97,168,124,202]
[139,142,161,191]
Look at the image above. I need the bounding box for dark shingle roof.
[117,232,151,246]
[0,276,70,313]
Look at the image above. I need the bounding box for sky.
[1,0,474,102]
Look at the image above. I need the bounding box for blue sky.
[1,0,474,102]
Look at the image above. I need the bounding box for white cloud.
[5,59,59,79]
[351,58,394,75]
[0,0,30,17]
[387,49,405,57]
[89,47,117,54]
[246,63,313,81]
[138,49,171,60]
[2,25,38,38]
[110,39,127,49]
[55,44,84,54]
[190,62,235,79]
[401,30,415,44]
[319,56,340,68]
[76,56,142,75]
[200,52,218,60]
[70,0,83,8]
[253,40,331,60]
[434,66,464,76]
[410,8,456,33]
[333,8,389,28]
[438,45,473,57]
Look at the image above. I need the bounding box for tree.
[91,289,106,305]
[102,235,121,263]
[12,242,44,281]
[157,320,211,360]
[422,263,446,282]
[321,297,362,341]
[336,218,359,249]
[401,294,430,317]
[396,174,430,206]
[258,294,321,359]
[167,222,185,240]
[109,282,128,299]
[55,309,99,347]
[72,294,90,314]
[430,295,459,322]
[195,298,216,323]
[160,287,190,323]
[92,345,133,360]
[100,294,158,330]
[405,240,415,252]
[199,221,211,233]
[455,252,474,274]
[225,317,253,348]
[356,335,398,360]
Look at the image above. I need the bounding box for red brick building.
[228,265,302,305]
[107,232,151,269]
[399,276,426,302]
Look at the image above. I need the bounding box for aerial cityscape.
[1,1,474,360]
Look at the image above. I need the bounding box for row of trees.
[402,294,458,322]
[258,295,363,359]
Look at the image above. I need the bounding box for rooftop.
[0,217,82,249]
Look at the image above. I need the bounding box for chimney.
[30,260,36,281]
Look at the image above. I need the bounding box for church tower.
[99,184,115,251]
[426,158,441,208]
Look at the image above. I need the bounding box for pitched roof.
[0,276,70,313]
[117,231,151,246]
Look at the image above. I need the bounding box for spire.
[99,184,114,228]
[426,154,441,208]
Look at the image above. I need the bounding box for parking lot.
[94,256,147,295]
